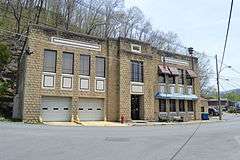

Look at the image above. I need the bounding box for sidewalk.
[44,121,130,127]
[43,122,81,126]
[79,121,130,127]
[43,118,222,127]
[134,119,222,126]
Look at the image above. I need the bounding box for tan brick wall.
[118,39,156,121]
[22,27,109,122]
[106,40,120,121]
[19,25,202,123]
[119,51,131,121]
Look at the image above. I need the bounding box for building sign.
[162,56,189,66]
[131,82,144,94]
[51,37,101,51]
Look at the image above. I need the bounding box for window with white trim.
[96,57,105,78]
[80,54,90,76]
[131,44,141,53]
[131,61,143,82]
[62,52,74,74]
[43,50,56,73]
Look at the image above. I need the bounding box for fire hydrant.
[120,115,124,124]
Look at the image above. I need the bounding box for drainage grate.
[105,137,130,142]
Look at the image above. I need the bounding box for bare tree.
[0,0,213,97]
[34,0,45,24]
[7,0,25,33]
[63,0,76,30]
[148,31,181,52]
[196,53,213,96]
[118,7,144,38]
[137,21,152,41]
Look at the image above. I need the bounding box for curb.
[130,120,225,127]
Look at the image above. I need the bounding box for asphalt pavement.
[1,113,240,160]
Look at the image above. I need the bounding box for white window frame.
[131,44,142,53]
[61,74,74,90]
[80,54,91,76]
[159,83,166,93]
[95,77,106,92]
[169,84,176,94]
[79,75,90,91]
[178,84,184,94]
[42,72,56,90]
[187,85,193,95]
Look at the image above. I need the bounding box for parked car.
[208,108,219,116]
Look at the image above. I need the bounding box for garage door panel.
[41,97,71,122]
[78,99,104,121]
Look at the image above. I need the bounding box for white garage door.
[78,99,104,121]
[41,97,71,122]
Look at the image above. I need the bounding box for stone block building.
[13,25,202,123]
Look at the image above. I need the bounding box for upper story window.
[178,69,184,85]
[168,74,175,84]
[43,50,56,73]
[131,44,141,53]
[80,54,90,76]
[159,73,166,83]
[62,52,74,74]
[186,71,193,85]
[131,61,143,82]
[96,57,105,78]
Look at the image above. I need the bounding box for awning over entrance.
[159,65,171,74]
[186,69,197,78]
[168,66,179,76]
[155,92,198,100]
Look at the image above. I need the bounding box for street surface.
[1,113,240,160]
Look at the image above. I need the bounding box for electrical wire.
[169,123,201,160]
[219,0,234,72]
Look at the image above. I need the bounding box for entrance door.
[131,95,140,120]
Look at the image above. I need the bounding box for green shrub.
[228,108,237,113]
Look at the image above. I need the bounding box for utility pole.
[215,55,222,120]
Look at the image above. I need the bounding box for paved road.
[1,113,240,160]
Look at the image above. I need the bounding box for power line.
[224,80,240,89]
[219,0,234,72]
[169,123,201,160]
[219,82,226,92]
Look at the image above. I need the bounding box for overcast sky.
[125,0,240,91]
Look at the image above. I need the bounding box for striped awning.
[168,66,179,76]
[186,69,197,78]
[159,65,171,74]
[155,92,198,100]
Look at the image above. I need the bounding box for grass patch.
[0,116,22,122]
